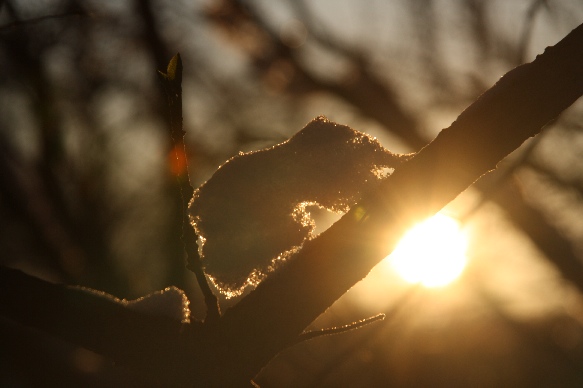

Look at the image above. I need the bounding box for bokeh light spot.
[168,143,188,177]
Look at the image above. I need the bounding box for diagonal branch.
[212,22,583,385]
[209,0,583,298]
[293,313,385,345]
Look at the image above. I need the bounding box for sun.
[386,213,468,287]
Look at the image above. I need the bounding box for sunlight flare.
[387,214,468,287]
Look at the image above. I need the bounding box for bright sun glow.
[388,214,468,287]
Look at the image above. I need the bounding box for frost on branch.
[189,116,407,296]
[71,286,191,323]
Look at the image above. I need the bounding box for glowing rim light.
[387,214,468,287]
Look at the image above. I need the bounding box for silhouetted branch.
[293,313,385,345]
[297,285,420,387]
[1,20,581,388]
[208,0,583,299]
[214,22,583,385]
[159,54,220,323]
[0,266,198,386]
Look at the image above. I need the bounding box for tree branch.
[0,266,199,386]
[159,54,221,323]
[293,313,385,346]
[1,22,581,388]
[212,22,583,385]
[210,0,583,298]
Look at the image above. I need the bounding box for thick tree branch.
[209,0,583,298]
[0,266,199,386]
[213,23,583,385]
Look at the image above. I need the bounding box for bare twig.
[292,313,385,346]
[159,54,220,323]
[300,285,420,387]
